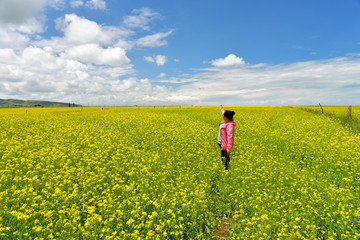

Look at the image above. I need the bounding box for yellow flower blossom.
[0,106,359,239]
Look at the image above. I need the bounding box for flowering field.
[306,105,360,133]
[307,105,359,116]
[0,106,359,239]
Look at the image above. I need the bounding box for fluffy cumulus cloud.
[211,54,245,67]
[54,14,119,45]
[0,44,173,105]
[0,4,178,105]
[65,44,130,66]
[155,55,167,66]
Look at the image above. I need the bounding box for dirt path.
[211,217,232,239]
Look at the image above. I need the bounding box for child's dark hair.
[224,110,235,121]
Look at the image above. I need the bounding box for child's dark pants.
[218,144,230,170]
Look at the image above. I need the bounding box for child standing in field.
[218,105,236,170]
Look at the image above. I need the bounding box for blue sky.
[0,0,359,105]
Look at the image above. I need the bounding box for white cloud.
[47,0,67,9]
[167,95,199,102]
[136,30,173,47]
[70,0,106,9]
[54,14,123,46]
[0,9,178,106]
[33,13,133,52]
[0,49,18,63]
[155,55,167,66]
[144,55,167,66]
[8,15,46,34]
[1,3,359,106]
[168,56,360,105]
[114,39,135,51]
[38,10,172,52]
[86,0,106,10]
[123,8,161,30]
[70,0,84,8]
[0,3,183,106]
[157,77,195,84]
[157,73,166,78]
[144,56,155,63]
[66,44,130,66]
[211,54,246,67]
[0,28,30,49]
[0,45,146,104]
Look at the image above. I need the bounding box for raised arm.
[220,105,225,116]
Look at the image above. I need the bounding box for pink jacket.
[219,108,236,152]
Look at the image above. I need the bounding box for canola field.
[0,106,359,239]
[306,105,360,133]
[307,105,359,117]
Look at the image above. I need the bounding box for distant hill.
[0,99,81,108]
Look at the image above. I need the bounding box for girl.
[218,105,236,170]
